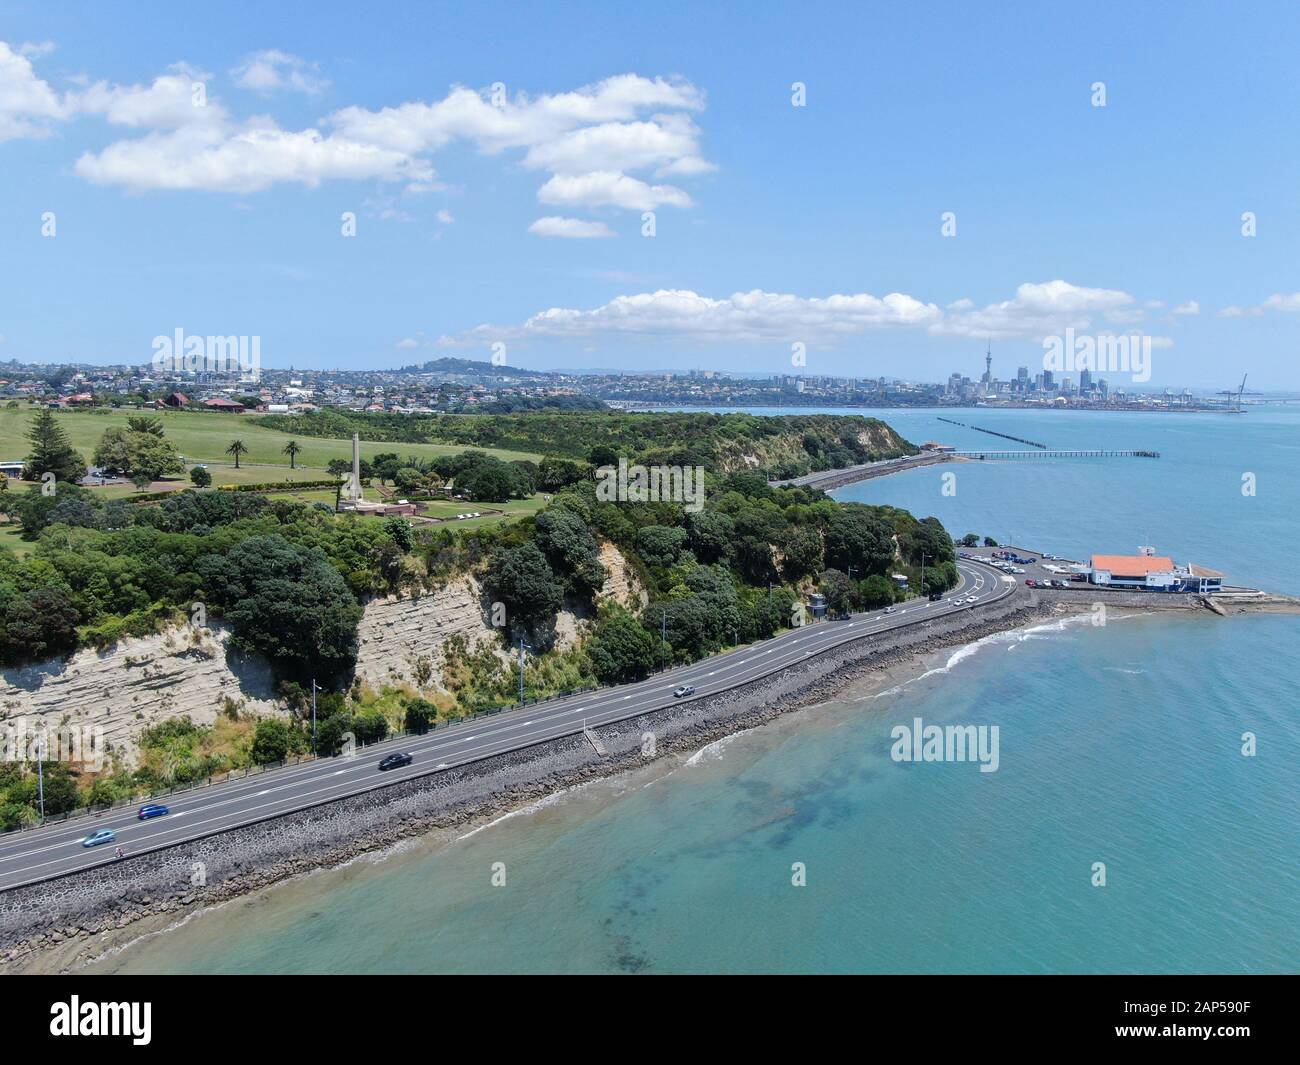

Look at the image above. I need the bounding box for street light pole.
[36,735,45,821]
[660,610,668,671]
[311,678,320,753]
[518,637,532,702]
[920,553,929,597]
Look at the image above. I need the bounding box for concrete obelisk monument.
[349,432,363,504]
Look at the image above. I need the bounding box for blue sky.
[1,0,1298,388]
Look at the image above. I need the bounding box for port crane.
[1217,373,1260,411]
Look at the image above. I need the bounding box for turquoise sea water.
[93,407,1300,974]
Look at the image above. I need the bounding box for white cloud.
[440,287,942,345]
[930,280,1137,339]
[436,208,454,224]
[75,65,225,129]
[328,74,709,216]
[3,50,711,208]
[17,41,56,58]
[1171,300,1199,316]
[521,114,705,175]
[528,216,615,238]
[0,39,71,141]
[1218,292,1300,317]
[538,170,690,211]
[231,50,329,95]
[75,123,433,193]
[436,279,1174,348]
[1261,292,1300,312]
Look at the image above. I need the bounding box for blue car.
[137,804,169,820]
[81,829,116,848]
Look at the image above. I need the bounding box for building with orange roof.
[1088,552,1223,593]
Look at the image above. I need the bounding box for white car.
[966,596,978,603]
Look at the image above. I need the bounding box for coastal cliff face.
[719,418,914,473]
[0,624,280,766]
[1,541,646,766]
[353,575,510,692]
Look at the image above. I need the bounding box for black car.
[928,591,943,601]
[378,752,414,772]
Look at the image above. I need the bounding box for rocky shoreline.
[0,586,1259,973]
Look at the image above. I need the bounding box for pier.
[937,417,1047,448]
[955,449,1160,459]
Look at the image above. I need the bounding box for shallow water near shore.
[87,407,1300,973]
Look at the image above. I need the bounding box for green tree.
[960,533,980,547]
[126,415,164,436]
[819,568,854,613]
[404,698,436,735]
[23,408,87,483]
[858,574,896,608]
[225,440,248,469]
[384,515,414,552]
[825,506,894,575]
[536,507,606,593]
[250,718,292,764]
[0,585,81,664]
[587,611,658,682]
[282,440,302,468]
[635,524,688,568]
[485,542,563,629]
[198,534,363,683]
[190,465,212,488]
[93,426,184,480]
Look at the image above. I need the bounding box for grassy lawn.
[418,493,547,528]
[0,406,541,470]
[0,523,32,558]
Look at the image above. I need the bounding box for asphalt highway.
[0,559,1016,893]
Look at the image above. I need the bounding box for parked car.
[81,829,116,848]
[137,804,169,820]
[377,752,414,772]
[673,685,696,698]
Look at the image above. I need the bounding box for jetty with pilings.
[955,449,1160,459]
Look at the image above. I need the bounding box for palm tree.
[282,440,302,469]
[226,440,247,469]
